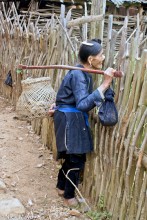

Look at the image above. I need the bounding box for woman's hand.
[104,67,115,85]
[103,67,116,88]
[98,67,116,93]
[48,103,56,117]
[104,67,115,77]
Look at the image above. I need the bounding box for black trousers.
[56,154,86,199]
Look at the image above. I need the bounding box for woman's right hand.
[48,103,56,117]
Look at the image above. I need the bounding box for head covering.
[78,39,102,63]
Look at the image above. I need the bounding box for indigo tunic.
[54,65,103,155]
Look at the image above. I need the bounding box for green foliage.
[87,195,112,220]
[98,195,105,210]
[87,210,112,220]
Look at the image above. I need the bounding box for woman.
[49,39,115,207]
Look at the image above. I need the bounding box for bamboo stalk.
[133,50,147,111]
[55,15,76,54]
[104,15,113,69]
[138,66,147,107]
[67,14,104,28]
[126,162,136,219]
[116,116,130,172]
[125,108,147,201]
[136,173,147,220]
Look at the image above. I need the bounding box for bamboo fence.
[0,3,147,220]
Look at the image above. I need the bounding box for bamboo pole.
[67,14,104,28]
[104,15,113,69]
[136,173,147,220]
[125,109,147,202]
[133,50,147,111]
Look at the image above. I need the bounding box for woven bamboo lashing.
[16,77,56,120]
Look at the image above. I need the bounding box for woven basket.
[16,77,56,120]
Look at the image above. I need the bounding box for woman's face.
[90,50,105,69]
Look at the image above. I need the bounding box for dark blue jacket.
[54,65,103,154]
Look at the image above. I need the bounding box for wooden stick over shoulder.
[18,64,123,78]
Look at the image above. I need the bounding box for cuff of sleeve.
[92,89,104,107]
[97,87,105,100]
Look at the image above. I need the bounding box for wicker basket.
[16,77,56,120]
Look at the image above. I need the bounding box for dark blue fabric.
[56,65,103,111]
[57,105,89,127]
[56,154,86,199]
[54,110,93,154]
[54,64,103,154]
[98,88,118,126]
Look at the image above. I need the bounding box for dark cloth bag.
[5,71,13,87]
[98,87,118,126]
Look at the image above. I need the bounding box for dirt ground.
[0,95,90,220]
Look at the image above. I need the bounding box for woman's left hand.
[103,67,115,86]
